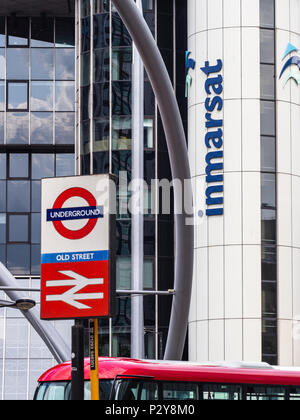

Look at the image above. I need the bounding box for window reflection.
[260,65,275,100]
[0,155,6,179]
[94,118,109,151]
[94,14,110,49]
[9,154,29,178]
[112,82,131,115]
[31,17,54,47]
[7,82,28,111]
[112,47,132,81]
[7,180,30,212]
[31,213,41,244]
[31,112,53,144]
[31,154,54,179]
[0,214,5,243]
[261,101,275,136]
[94,49,109,82]
[260,0,275,28]
[0,82,4,111]
[7,113,29,144]
[7,244,30,275]
[31,82,53,111]
[55,18,75,48]
[9,214,29,242]
[56,154,74,177]
[0,113,3,144]
[112,14,131,46]
[55,113,75,145]
[6,49,29,79]
[31,49,54,80]
[7,17,29,47]
[31,181,41,212]
[93,83,109,117]
[56,49,75,80]
[55,82,75,111]
[0,17,5,47]
[112,117,131,150]
[0,49,4,80]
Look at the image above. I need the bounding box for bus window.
[246,385,285,400]
[289,387,300,400]
[162,382,198,400]
[43,382,69,400]
[139,382,159,400]
[202,384,242,400]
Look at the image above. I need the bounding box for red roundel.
[52,187,98,240]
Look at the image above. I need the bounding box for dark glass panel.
[261,218,276,243]
[94,118,109,151]
[0,17,5,47]
[261,101,275,136]
[144,221,155,256]
[9,214,29,242]
[7,82,28,111]
[31,49,54,80]
[55,113,75,145]
[112,47,132,81]
[116,220,131,255]
[55,82,75,111]
[93,151,109,174]
[262,282,277,317]
[93,82,109,118]
[31,82,53,111]
[0,245,5,266]
[142,0,154,10]
[81,17,91,53]
[31,112,53,144]
[112,14,131,46]
[31,17,54,47]
[0,49,4,79]
[260,29,275,64]
[260,0,275,28]
[157,13,173,49]
[31,181,41,212]
[31,213,41,244]
[261,173,275,210]
[56,49,75,80]
[261,64,275,99]
[56,154,74,177]
[0,181,6,212]
[112,150,132,181]
[7,180,30,212]
[7,113,29,144]
[94,48,110,82]
[144,118,154,149]
[81,120,90,154]
[261,136,275,172]
[0,214,5,243]
[144,151,155,185]
[158,221,174,257]
[93,14,110,49]
[31,244,41,275]
[81,86,90,120]
[9,154,29,178]
[112,82,131,116]
[81,52,90,86]
[0,155,6,179]
[94,0,110,13]
[0,82,3,111]
[262,318,277,361]
[7,244,30,275]
[31,154,54,179]
[81,153,90,175]
[144,82,155,115]
[55,18,75,48]
[7,48,29,79]
[7,17,29,47]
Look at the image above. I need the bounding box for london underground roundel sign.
[41,175,116,320]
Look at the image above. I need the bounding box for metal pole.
[131,0,145,359]
[71,320,85,401]
[110,0,194,361]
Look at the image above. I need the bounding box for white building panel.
[224,245,243,319]
[277,174,292,247]
[223,0,241,28]
[241,28,260,99]
[275,0,290,31]
[207,0,223,31]
[223,28,241,100]
[277,101,291,175]
[224,172,242,245]
[241,0,260,27]
[225,319,243,361]
[208,246,224,320]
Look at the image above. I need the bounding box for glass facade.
[78,0,185,360]
[260,0,277,365]
[0,15,75,399]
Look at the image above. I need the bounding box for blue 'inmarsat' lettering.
[201,60,224,216]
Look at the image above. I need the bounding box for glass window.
[162,382,198,400]
[55,49,75,81]
[31,181,41,212]
[7,82,28,111]
[261,173,276,210]
[262,281,277,317]
[246,385,284,400]
[0,81,4,111]
[112,47,132,81]
[0,112,3,144]
[9,214,29,242]
[94,118,109,151]
[261,136,275,172]
[31,17,54,47]
[31,49,54,80]
[112,14,131,47]
[31,154,54,179]
[7,17,29,46]
[31,213,41,244]
[6,112,29,144]
[94,14,110,49]
[9,154,29,178]
[289,387,300,400]
[55,18,75,48]
[7,244,30,274]
[93,82,109,118]
[112,117,131,150]
[0,181,6,212]
[55,113,75,145]
[55,82,75,111]
[0,49,5,80]
[0,154,6,178]
[261,64,275,100]
[31,82,53,111]
[6,49,29,79]
[260,0,275,28]
[7,180,30,212]
[0,214,6,243]
[112,82,131,116]
[0,244,5,265]
[144,119,154,149]
[260,29,274,64]
[31,244,41,275]
[203,384,242,400]
[31,112,53,144]
[94,49,109,82]
[261,101,275,136]
[0,17,5,47]
[56,154,74,177]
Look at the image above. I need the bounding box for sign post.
[41,174,116,400]
[89,319,99,400]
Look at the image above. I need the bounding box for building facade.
[188,0,300,367]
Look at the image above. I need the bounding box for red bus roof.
[38,358,300,386]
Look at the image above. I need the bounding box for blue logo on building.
[185,51,195,97]
[279,43,300,86]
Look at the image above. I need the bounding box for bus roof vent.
[213,361,274,370]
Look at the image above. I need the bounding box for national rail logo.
[279,43,300,86]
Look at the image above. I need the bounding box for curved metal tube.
[0,263,70,363]
[111,0,194,360]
